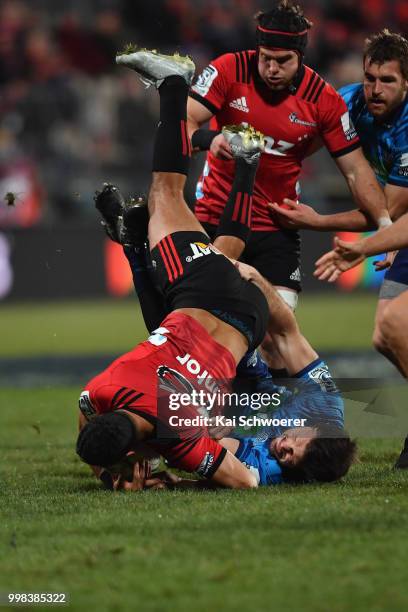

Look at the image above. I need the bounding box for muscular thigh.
[148,182,205,248]
[201,225,302,293]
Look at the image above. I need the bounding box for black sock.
[269,368,289,380]
[215,157,259,243]
[152,76,191,175]
[124,245,169,332]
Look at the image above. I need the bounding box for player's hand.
[269,199,322,230]
[373,250,397,271]
[210,134,233,160]
[113,460,152,492]
[146,470,182,490]
[314,238,366,283]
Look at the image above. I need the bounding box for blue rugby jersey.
[233,359,344,485]
[340,83,408,284]
[234,437,283,486]
[339,83,408,188]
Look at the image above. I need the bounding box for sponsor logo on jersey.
[192,65,218,97]
[148,327,170,346]
[79,391,97,420]
[340,111,357,141]
[157,364,195,396]
[185,242,221,262]
[398,152,408,177]
[175,353,222,396]
[229,96,249,113]
[308,365,338,393]
[197,452,215,477]
[289,112,317,128]
[290,267,301,282]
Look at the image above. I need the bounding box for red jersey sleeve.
[317,84,360,158]
[190,53,235,114]
[80,384,149,419]
[163,435,227,479]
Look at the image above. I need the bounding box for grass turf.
[1,388,408,612]
[0,293,378,357]
[2,295,405,610]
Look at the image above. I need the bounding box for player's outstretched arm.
[314,213,408,283]
[350,213,408,256]
[270,180,407,233]
[269,200,375,232]
[210,450,258,489]
[335,148,391,228]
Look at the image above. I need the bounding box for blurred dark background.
[0,0,405,300]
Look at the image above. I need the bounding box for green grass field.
[2,295,408,611]
[0,293,378,357]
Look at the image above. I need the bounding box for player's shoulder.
[338,82,365,110]
[393,97,408,143]
[211,49,255,81]
[296,65,335,106]
[80,382,147,419]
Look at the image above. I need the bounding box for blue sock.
[294,358,338,393]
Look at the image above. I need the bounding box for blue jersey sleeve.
[338,83,362,109]
[388,132,408,188]
[235,438,283,486]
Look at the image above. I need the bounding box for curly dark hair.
[364,29,408,80]
[282,425,357,484]
[255,1,313,33]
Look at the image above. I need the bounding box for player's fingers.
[219,142,234,159]
[328,269,341,283]
[373,259,390,271]
[132,462,142,482]
[315,264,336,281]
[146,479,167,490]
[282,198,298,209]
[144,460,152,480]
[315,251,335,267]
[270,206,295,219]
[113,474,124,491]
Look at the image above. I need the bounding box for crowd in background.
[0,0,406,226]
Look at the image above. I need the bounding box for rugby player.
[273,30,408,467]
[76,49,355,490]
[186,0,390,376]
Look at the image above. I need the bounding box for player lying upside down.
[76,48,356,490]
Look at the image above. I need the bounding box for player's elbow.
[228,471,258,489]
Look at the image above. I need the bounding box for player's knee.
[381,304,404,345]
[373,305,393,353]
[372,325,389,355]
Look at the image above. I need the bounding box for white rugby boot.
[116,45,195,88]
[222,124,265,165]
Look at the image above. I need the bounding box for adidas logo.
[290,268,301,282]
[229,97,249,113]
